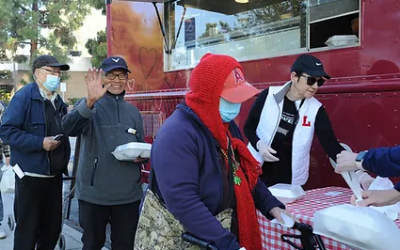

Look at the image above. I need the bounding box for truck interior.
[133,0,359,71]
[117,0,360,71]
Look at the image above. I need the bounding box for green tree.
[85,30,107,68]
[236,0,303,27]
[199,23,218,38]
[0,0,13,43]
[219,21,232,33]
[0,0,104,64]
[0,49,9,61]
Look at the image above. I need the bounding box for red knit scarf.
[185,54,262,250]
[231,136,263,250]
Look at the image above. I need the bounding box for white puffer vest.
[248,81,322,185]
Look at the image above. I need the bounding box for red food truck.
[105,0,399,190]
[101,0,400,249]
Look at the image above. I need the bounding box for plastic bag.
[365,176,400,220]
[313,204,400,250]
[0,165,15,193]
[329,143,364,200]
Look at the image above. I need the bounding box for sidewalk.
[0,193,108,250]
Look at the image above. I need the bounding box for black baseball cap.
[291,54,331,79]
[32,55,70,73]
[99,56,131,73]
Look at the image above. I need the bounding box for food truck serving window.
[163,0,360,71]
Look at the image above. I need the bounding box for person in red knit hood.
[149,53,294,250]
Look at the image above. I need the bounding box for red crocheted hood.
[186,53,243,150]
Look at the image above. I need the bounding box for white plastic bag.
[366,176,400,220]
[0,165,15,193]
[329,143,364,200]
[313,204,400,250]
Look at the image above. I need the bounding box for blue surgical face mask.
[42,75,61,92]
[219,98,241,123]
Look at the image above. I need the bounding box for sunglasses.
[301,75,325,87]
[105,72,128,80]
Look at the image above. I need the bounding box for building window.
[68,51,82,57]
[163,0,360,71]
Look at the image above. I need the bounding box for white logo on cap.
[112,58,120,63]
[316,62,322,66]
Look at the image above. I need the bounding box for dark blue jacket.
[363,146,400,190]
[0,83,70,175]
[150,103,284,250]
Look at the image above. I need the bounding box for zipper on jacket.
[116,96,120,123]
[90,158,98,186]
[268,95,283,146]
[42,99,51,175]
[54,102,63,134]
[215,151,224,211]
[226,139,234,208]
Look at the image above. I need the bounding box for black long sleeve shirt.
[244,88,344,186]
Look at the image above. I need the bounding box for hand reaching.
[335,151,360,173]
[85,68,110,108]
[257,140,279,162]
[269,207,296,224]
[353,189,400,207]
[134,157,147,163]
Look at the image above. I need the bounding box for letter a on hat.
[233,69,244,84]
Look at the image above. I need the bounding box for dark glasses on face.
[301,75,325,87]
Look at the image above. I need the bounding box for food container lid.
[268,183,305,198]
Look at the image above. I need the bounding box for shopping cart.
[57,135,81,250]
[6,213,14,231]
[57,176,77,250]
[182,221,327,250]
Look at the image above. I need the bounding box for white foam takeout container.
[112,142,152,161]
[268,183,305,204]
[325,35,359,47]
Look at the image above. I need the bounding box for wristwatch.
[356,151,367,162]
[355,151,367,170]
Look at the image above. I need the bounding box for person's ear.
[290,72,298,82]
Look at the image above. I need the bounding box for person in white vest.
[244,54,344,187]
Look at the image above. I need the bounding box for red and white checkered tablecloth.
[257,186,400,250]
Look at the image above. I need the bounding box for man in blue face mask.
[0,55,71,250]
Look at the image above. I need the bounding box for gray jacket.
[62,92,145,205]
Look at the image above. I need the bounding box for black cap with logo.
[99,56,131,73]
[32,55,70,73]
[291,54,331,79]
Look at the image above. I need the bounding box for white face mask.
[219,98,241,123]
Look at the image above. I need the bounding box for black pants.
[13,175,63,250]
[79,199,140,250]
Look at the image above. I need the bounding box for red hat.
[186,53,259,106]
[221,68,260,103]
